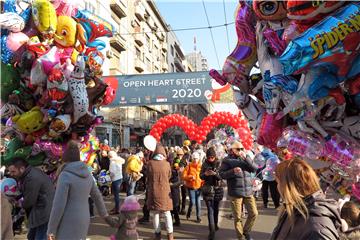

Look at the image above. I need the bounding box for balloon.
[12,106,46,134]
[32,0,57,36]
[1,63,20,102]
[52,0,80,16]
[252,1,287,21]
[101,85,116,106]
[0,178,20,197]
[257,112,285,150]
[68,55,90,123]
[0,12,25,32]
[183,140,191,146]
[49,114,72,138]
[280,3,360,76]
[144,135,157,151]
[209,1,256,91]
[54,15,77,48]
[1,137,23,166]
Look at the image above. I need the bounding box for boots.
[167,232,174,240]
[154,232,161,240]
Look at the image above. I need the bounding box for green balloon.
[27,152,46,166]
[13,146,32,159]
[1,63,20,102]
[1,137,23,166]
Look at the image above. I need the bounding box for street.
[15,192,278,240]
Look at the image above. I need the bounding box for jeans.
[180,185,187,211]
[205,199,220,233]
[153,211,173,234]
[112,178,123,210]
[230,196,258,239]
[187,189,201,219]
[126,179,137,196]
[262,180,280,208]
[27,223,48,240]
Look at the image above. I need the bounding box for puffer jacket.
[271,191,342,240]
[200,160,224,201]
[182,162,203,190]
[219,154,257,197]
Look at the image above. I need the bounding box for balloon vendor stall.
[210,1,360,200]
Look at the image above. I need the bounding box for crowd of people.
[1,138,360,240]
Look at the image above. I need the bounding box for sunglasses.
[233,148,244,151]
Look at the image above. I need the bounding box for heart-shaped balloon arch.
[149,111,253,150]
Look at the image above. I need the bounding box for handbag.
[201,184,215,199]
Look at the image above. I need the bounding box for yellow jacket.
[182,162,203,190]
[126,155,143,174]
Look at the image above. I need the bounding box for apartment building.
[185,51,209,72]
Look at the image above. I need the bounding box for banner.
[103,71,233,106]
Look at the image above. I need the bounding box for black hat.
[206,147,216,158]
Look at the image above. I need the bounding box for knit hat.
[206,147,216,158]
[153,143,167,158]
[120,195,141,212]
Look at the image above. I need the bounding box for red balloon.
[257,112,285,150]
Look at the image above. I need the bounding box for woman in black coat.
[169,160,181,226]
[200,147,224,240]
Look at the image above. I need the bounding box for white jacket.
[109,157,125,181]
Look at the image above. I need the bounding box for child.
[106,195,141,240]
[170,159,181,226]
[339,197,360,240]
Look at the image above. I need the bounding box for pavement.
[14,191,279,240]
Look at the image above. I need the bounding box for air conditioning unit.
[106,50,114,58]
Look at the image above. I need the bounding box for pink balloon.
[7,32,29,52]
[257,112,285,150]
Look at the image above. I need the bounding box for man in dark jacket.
[8,158,55,240]
[219,141,258,240]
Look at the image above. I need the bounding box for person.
[109,150,125,214]
[219,141,258,240]
[260,148,281,209]
[99,149,110,171]
[126,152,143,196]
[146,143,174,240]
[270,159,342,240]
[339,200,360,240]
[106,195,141,240]
[1,192,14,240]
[182,151,203,223]
[200,147,224,240]
[8,158,55,240]
[47,141,109,240]
[169,157,182,227]
[176,148,187,215]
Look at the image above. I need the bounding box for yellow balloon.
[32,0,57,35]
[87,153,97,166]
[183,140,191,146]
[54,16,77,48]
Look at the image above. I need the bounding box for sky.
[155,0,239,71]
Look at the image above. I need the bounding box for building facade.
[93,0,209,148]
[185,51,209,71]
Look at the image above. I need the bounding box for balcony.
[161,42,167,52]
[134,57,145,72]
[135,3,146,21]
[134,34,144,46]
[110,0,127,19]
[161,62,168,71]
[110,33,126,52]
[174,57,185,72]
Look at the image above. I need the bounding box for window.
[135,47,141,59]
[171,63,175,72]
[146,34,150,50]
[171,45,174,56]
[146,57,151,71]
[155,66,159,72]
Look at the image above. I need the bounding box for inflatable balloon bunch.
[0,0,116,169]
[79,135,100,166]
[211,1,360,199]
[148,112,252,148]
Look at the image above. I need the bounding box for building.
[185,51,209,71]
[94,0,209,148]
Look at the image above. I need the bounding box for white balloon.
[144,135,157,152]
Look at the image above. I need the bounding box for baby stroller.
[98,170,112,196]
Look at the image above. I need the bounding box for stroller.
[97,170,112,196]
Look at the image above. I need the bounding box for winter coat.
[219,154,257,198]
[19,166,55,228]
[47,161,108,240]
[200,160,224,202]
[146,158,173,211]
[170,168,181,207]
[182,161,203,190]
[99,156,110,171]
[1,193,13,240]
[126,155,143,174]
[270,191,342,240]
[107,211,139,240]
